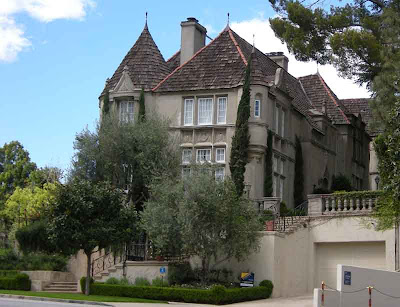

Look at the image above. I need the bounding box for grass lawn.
[0,290,167,303]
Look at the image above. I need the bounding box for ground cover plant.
[0,249,67,271]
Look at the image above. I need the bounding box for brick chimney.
[180,17,207,65]
[266,52,289,71]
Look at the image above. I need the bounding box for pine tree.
[230,55,251,197]
[139,88,146,122]
[293,135,304,206]
[264,130,273,197]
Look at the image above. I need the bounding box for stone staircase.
[272,216,310,233]
[43,281,78,293]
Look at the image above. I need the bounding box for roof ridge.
[228,28,247,65]
[152,28,227,91]
[317,73,350,124]
[166,50,180,63]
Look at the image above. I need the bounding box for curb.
[0,294,113,306]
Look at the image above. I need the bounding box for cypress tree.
[102,91,110,116]
[229,55,251,196]
[139,88,146,122]
[293,135,304,206]
[264,130,273,197]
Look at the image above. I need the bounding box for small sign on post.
[344,271,351,285]
[160,266,166,287]
[240,272,255,287]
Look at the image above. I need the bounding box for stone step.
[43,281,78,293]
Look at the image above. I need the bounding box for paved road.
[0,297,106,307]
[111,295,313,307]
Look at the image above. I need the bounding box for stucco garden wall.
[220,216,395,298]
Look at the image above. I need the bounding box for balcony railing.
[308,191,383,216]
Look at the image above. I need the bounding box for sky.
[0,0,371,172]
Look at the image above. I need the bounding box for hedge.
[0,273,31,290]
[90,281,273,305]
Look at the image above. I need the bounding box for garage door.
[315,242,386,288]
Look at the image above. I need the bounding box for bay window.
[198,98,213,125]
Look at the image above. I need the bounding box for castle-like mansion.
[99,17,376,207]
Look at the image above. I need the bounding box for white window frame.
[254,99,261,118]
[184,99,194,126]
[196,149,211,163]
[182,149,192,164]
[215,167,225,181]
[215,148,225,163]
[198,98,213,125]
[119,100,134,123]
[217,97,227,124]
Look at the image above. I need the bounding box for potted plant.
[260,210,275,231]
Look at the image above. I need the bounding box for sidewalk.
[109,295,313,307]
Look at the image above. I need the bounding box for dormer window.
[120,100,134,123]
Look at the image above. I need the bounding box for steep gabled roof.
[166,51,181,71]
[153,28,249,92]
[102,23,170,95]
[299,74,351,124]
[341,98,381,135]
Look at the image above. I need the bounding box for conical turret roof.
[102,23,171,94]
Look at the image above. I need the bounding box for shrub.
[168,262,195,285]
[0,270,19,277]
[80,276,94,294]
[331,174,352,192]
[120,277,130,285]
[259,279,274,296]
[16,220,56,254]
[90,281,274,305]
[0,249,67,271]
[152,276,168,287]
[134,277,150,287]
[0,273,31,290]
[105,277,120,285]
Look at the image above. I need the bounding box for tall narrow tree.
[264,130,273,197]
[102,91,110,117]
[138,88,146,122]
[230,55,252,196]
[293,135,304,206]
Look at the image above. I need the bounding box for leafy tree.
[16,220,57,254]
[2,183,57,228]
[230,55,252,196]
[29,167,62,187]
[70,112,180,209]
[48,179,138,295]
[141,169,262,282]
[0,141,37,210]
[138,88,146,122]
[293,135,304,206]
[264,130,273,197]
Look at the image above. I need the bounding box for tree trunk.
[85,252,91,296]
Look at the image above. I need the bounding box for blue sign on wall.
[160,267,166,274]
[344,271,351,285]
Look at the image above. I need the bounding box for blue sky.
[0,0,370,173]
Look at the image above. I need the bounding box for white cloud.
[0,16,31,62]
[0,0,95,62]
[231,18,371,99]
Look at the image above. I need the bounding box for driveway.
[110,295,313,307]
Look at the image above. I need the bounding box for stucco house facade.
[71,17,396,298]
[99,17,374,207]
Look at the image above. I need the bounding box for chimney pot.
[180,17,207,65]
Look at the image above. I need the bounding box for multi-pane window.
[182,167,191,178]
[184,99,194,125]
[216,148,225,163]
[196,149,211,163]
[217,97,227,124]
[120,100,134,123]
[215,168,225,181]
[275,104,286,137]
[198,98,213,125]
[254,99,261,118]
[275,105,280,133]
[273,156,285,199]
[182,149,192,164]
